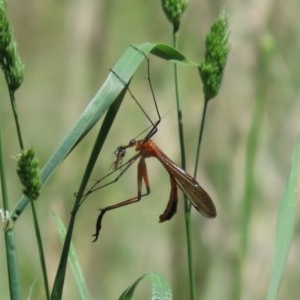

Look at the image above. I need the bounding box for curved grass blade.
[119,273,172,300]
[150,44,196,66]
[266,136,300,300]
[52,212,91,300]
[51,87,125,300]
[4,230,22,299]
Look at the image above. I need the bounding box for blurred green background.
[1,0,300,299]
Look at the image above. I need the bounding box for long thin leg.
[129,45,161,140]
[111,46,161,141]
[110,68,155,129]
[92,157,151,242]
[138,156,150,196]
[78,152,141,206]
[159,174,178,222]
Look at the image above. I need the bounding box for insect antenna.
[110,45,161,142]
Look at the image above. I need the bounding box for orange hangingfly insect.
[79,46,216,241]
[90,137,216,241]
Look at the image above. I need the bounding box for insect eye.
[113,145,125,156]
[129,139,136,146]
[118,147,126,157]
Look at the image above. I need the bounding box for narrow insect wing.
[150,141,216,218]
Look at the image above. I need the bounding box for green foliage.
[161,0,188,31]
[267,136,299,299]
[199,12,230,101]
[53,212,91,300]
[0,0,23,92]
[16,148,41,200]
[119,273,172,300]
[0,1,298,300]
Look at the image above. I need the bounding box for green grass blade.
[11,42,197,222]
[4,231,22,299]
[50,88,125,300]
[149,43,196,65]
[118,273,172,300]
[30,200,50,299]
[266,136,300,300]
[52,212,91,300]
[0,108,22,299]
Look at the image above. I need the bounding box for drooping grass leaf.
[267,136,300,300]
[119,273,172,300]
[52,212,91,300]
[51,85,126,300]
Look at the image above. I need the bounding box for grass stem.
[172,27,196,300]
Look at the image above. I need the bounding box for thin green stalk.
[172,27,196,300]
[0,109,22,299]
[189,82,209,300]
[12,95,45,300]
[173,33,186,168]
[193,99,208,179]
[8,90,24,150]
[0,117,9,211]
[30,199,50,300]
[4,231,22,300]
